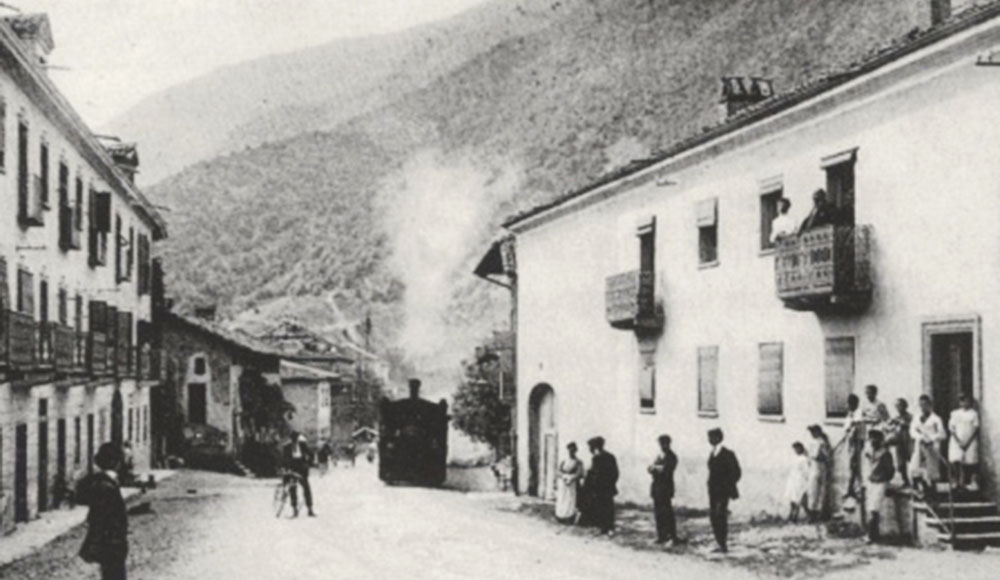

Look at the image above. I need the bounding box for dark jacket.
[586,451,619,498]
[284,438,313,470]
[707,447,741,501]
[78,472,128,564]
[650,450,678,500]
[798,202,838,233]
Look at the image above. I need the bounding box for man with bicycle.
[284,431,316,517]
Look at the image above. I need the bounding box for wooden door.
[14,424,27,522]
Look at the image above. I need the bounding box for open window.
[821,148,857,227]
[697,198,718,266]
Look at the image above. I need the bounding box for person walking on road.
[648,434,678,545]
[584,436,619,536]
[284,431,316,517]
[707,428,741,554]
[78,443,129,580]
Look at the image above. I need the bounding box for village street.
[2,464,1000,580]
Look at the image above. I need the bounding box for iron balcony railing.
[88,331,108,375]
[52,324,75,371]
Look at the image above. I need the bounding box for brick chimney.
[103,142,140,184]
[3,14,54,67]
[931,0,952,25]
[719,77,774,119]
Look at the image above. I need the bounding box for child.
[783,442,810,523]
[843,394,864,500]
[949,393,980,490]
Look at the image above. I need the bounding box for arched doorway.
[528,384,557,499]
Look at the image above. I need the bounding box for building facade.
[0,14,167,531]
[504,3,1000,523]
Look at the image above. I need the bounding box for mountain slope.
[143,0,936,368]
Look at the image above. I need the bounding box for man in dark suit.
[284,431,316,517]
[798,188,838,233]
[648,434,678,545]
[707,428,741,553]
[78,443,128,580]
[584,436,619,536]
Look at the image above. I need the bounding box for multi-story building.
[498,1,1000,545]
[0,14,167,531]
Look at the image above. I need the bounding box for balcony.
[88,331,108,375]
[74,331,87,368]
[774,224,873,312]
[605,269,663,332]
[53,324,76,371]
[8,312,37,369]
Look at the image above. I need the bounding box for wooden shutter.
[757,342,784,416]
[89,301,105,333]
[698,346,719,414]
[18,269,33,315]
[94,192,111,233]
[825,337,855,418]
[696,198,718,227]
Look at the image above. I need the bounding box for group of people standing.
[783,384,981,543]
[553,429,742,554]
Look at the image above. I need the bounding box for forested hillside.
[135,0,937,372]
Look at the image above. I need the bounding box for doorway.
[111,389,124,446]
[188,383,207,425]
[14,424,27,522]
[528,384,556,499]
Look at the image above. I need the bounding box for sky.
[20,0,487,128]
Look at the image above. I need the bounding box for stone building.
[0,14,167,532]
[497,1,1000,546]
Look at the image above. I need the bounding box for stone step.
[939,531,1000,549]
[928,516,1000,534]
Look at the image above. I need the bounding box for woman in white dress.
[783,441,811,522]
[909,394,946,497]
[805,425,832,522]
[555,442,584,523]
[948,393,980,489]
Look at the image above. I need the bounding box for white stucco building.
[501,1,1000,544]
[0,14,166,532]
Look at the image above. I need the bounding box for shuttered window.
[39,141,48,206]
[825,336,855,418]
[698,346,719,415]
[17,269,33,315]
[127,226,135,280]
[74,177,83,230]
[758,342,784,416]
[697,198,719,265]
[639,357,655,411]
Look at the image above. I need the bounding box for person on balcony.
[865,429,894,544]
[798,188,838,233]
[770,197,796,244]
[910,394,946,498]
[948,393,980,490]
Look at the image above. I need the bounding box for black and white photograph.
[0,0,999,578]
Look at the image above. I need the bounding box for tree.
[452,359,512,457]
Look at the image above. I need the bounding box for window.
[193,356,206,376]
[88,190,111,267]
[39,141,49,207]
[127,226,135,280]
[74,176,84,231]
[697,346,719,415]
[74,416,81,465]
[759,188,784,251]
[57,287,67,325]
[822,149,857,227]
[39,278,48,323]
[824,336,855,418]
[74,295,83,331]
[758,342,784,417]
[696,198,718,266]
[58,162,73,250]
[188,383,207,424]
[127,408,133,442]
[17,119,27,219]
[0,99,6,171]
[17,269,33,315]
[115,215,123,282]
[639,356,655,411]
[138,235,151,295]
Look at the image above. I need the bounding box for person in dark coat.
[798,188,838,233]
[283,431,316,517]
[707,428,741,553]
[648,434,678,545]
[584,436,619,535]
[78,443,128,580]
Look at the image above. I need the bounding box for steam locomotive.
[378,379,449,486]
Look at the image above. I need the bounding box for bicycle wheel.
[273,483,287,518]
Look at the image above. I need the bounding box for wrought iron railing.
[53,324,75,371]
[88,331,108,375]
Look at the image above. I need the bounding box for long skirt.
[806,463,829,513]
[555,479,578,521]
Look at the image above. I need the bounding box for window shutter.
[696,198,718,227]
[128,227,135,279]
[824,337,855,418]
[698,346,719,413]
[19,270,33,316]
[89,300,105,333]
[757,343,784,416]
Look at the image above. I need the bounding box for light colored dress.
[783,453,810,507]
[948,408,980,465]
[910,411,946,482]
[806,439,832,512]
[555,457,583,521]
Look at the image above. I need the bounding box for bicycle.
[272,469,303,518]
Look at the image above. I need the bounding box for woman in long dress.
[949,393,980,489]
[555,442,584,523]
[805,425,832,522]
[909,394,946,497]
[783,441,811,522]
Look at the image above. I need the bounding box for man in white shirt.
[770,197,795,245]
